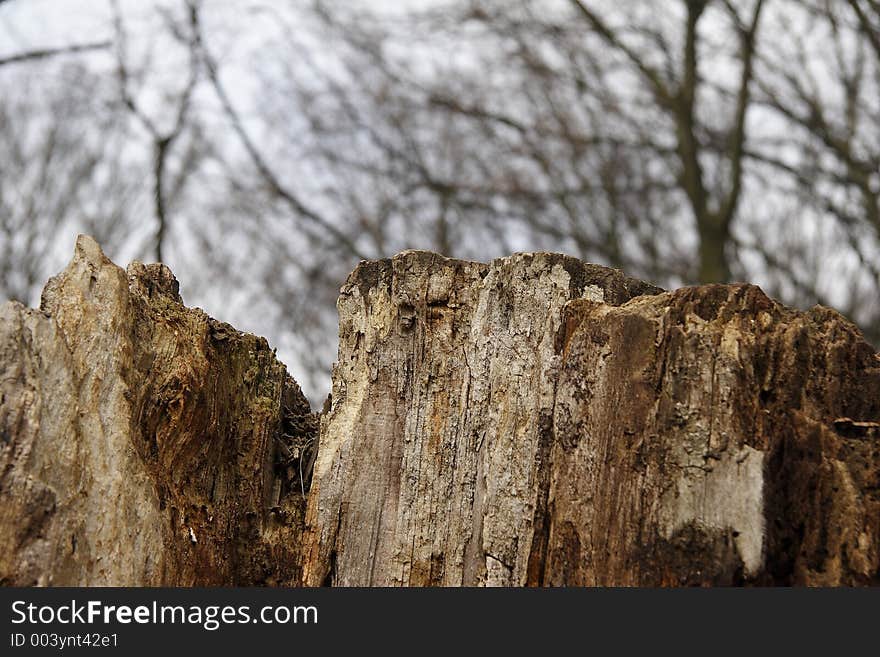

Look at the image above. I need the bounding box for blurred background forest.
[1,0,878,399]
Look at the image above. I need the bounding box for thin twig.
[0,41,110,68]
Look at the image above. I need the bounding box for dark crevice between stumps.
[271,375,319,505]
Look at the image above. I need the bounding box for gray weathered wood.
[303,252,880,586]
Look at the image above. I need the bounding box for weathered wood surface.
[549,287,879,585]
[0,236,313,585]
[303,251,879,586]
[2,240,878,586]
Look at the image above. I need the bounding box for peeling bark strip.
[2,241,879,586]
[305,252,880,586]
[0,236,314,585]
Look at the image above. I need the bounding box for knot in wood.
[398,303,417,332]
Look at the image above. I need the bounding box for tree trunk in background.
[0,236,313,585]
[2,239,879,586]
[697,221,732,284]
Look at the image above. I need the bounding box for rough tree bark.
[1,241,878,586]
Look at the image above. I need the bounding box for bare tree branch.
[717,0,765,232]
[0,41,110,68]
[111,0,199,263]
[846,0,880,60]
[188,2,368,260]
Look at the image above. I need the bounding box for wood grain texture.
[0,236,312,585]
[304,254,880,586]
[2,241,878,586]
[301,251,664,586]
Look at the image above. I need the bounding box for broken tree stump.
[0,236,313,585]
[303,252,880,586]
[1,241,878,586]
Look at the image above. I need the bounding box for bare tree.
[749,0,880,340]
[256,0,878,348]
[0,61,142,305]
[3,0,878,398]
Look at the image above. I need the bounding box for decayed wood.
[549,287,880,585]
[2,240,878,586]
[0,236,313,585]
[301,251,663,585]
[304,252,880,586]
